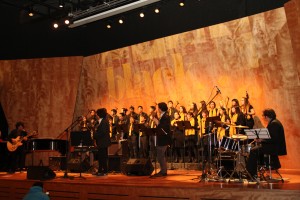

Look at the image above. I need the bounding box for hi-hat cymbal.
[232,134,248,140]
[230,125,249,128]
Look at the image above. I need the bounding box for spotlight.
[139,12,145,18]
[59,0,65,8]
[28,6,34,17]
[118,18,124,24]
[106,23,112,29]
[64,19,70,25]
[179,0,185,7]
[154,8,160,14]
[53,23,59,29]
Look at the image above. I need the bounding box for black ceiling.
[0,0,289,60]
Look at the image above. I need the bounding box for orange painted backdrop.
[0,5,299,170]
[0,57,83,137]
[74,7,300,170]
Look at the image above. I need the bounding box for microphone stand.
[59,116,82,179]
[207,90,221,108]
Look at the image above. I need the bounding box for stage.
[0,168,300,200]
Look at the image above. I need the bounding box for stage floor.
[1,169,300,200]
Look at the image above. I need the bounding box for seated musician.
[246,108,287,179]
[7,122,29,173]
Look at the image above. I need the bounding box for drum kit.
[210,124,259,182]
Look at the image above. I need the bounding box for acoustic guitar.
[7,131,38,152]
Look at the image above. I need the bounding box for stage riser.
[1,180,300,200]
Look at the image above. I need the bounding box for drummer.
[246,108,287,179]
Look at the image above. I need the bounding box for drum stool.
[259,154,284,183]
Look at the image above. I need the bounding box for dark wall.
[0,0,288,60]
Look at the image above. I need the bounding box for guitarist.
[7,122,28,174]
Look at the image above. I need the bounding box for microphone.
[216,86,221,94]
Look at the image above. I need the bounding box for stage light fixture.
[139,12,145,18]
[106,23,112,29]
[59,0,65,8]
[64,19,70,25]
[69,0,161,28]
[154,8,160,13]
[28,6,34,17]
[179,0,185,7]
[118,18,124,24]
[53,23,59,29]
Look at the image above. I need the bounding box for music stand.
[70,131,93,178]
[200,116,220,182]
[205,116,221,127]
[70,131,93,146]
[176,121,192,168]
[244,128,270,140]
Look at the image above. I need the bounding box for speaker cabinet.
[68,158,90,172]
[123,158,154,176]
[27,166,56,180]
[49,156,67,171]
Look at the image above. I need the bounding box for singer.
[150,102,171,177]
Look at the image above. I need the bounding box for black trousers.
[97,147,108,173]
[7,146,26,172]
[246,147,281,176]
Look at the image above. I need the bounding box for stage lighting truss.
[68,0,161,28]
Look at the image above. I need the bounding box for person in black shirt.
[150,102,171,177]
[7,122,28,173]
[93,108,111,176]
[246,108,287,178]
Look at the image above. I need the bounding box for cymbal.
[232,134,248,140]
[230,125,249,128]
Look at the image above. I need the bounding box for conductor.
[150,102,171,177]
